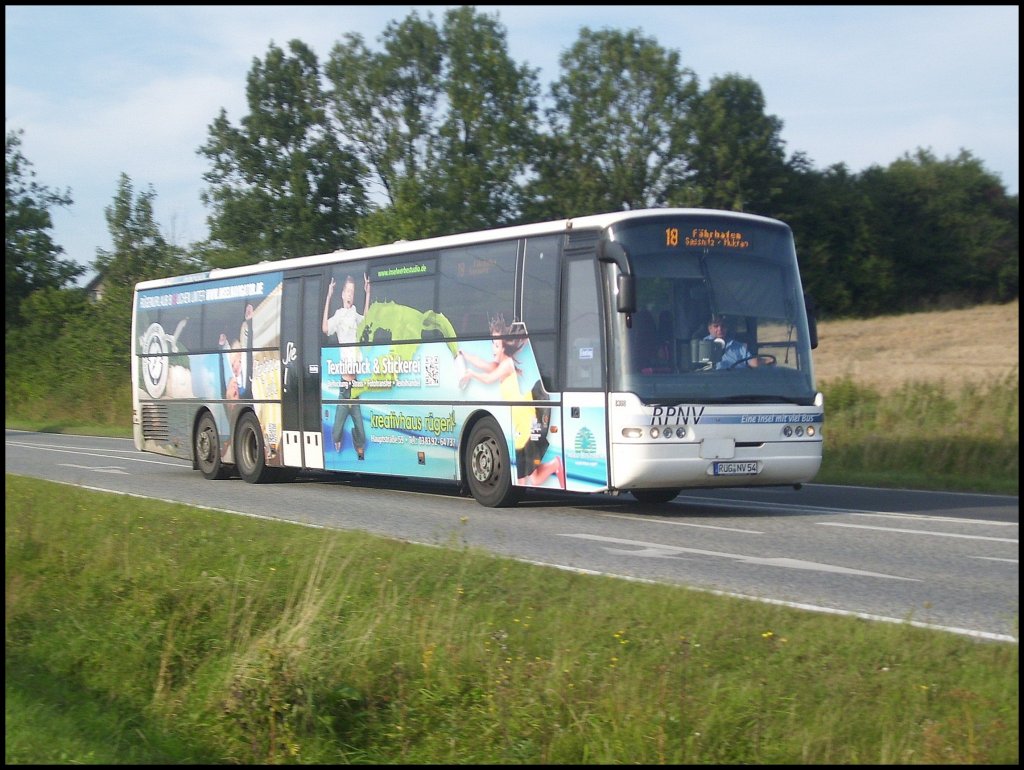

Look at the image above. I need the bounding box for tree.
[677,74,791,214]
[199,40,367,266]
[528,27,697,219]
[93,173,195,289]
[860,148,1018,310]
[5,128,82,330]
[428,6,541,230]
[326,12,443,209]
[326,7,541,240]
[325,11,446,243]
[780,161,896,317]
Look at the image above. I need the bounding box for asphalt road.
[6,429,1018,642]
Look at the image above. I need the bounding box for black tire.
[464,416,520,508]
[630,488,681,504]
[234,411,273,484]
[195,412,230,480]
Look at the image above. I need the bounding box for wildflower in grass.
[422,642,436,671]
[761,630,774,639]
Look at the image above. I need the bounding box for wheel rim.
[197,425,215,467]
[471,437,497,484]
[240,426,257,472]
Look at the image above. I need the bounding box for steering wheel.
[728,354,777,369]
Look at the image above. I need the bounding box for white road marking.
[559,533,918,580]
[818,522,1017,543]
[598,511,763,534]
[6,441,187,467]
[58,464,129,474]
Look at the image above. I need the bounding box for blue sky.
[5,5,1019,279]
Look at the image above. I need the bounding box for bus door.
[559,256,610,493]
[280,272,325,469]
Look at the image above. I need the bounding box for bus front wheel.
[235,412,273,484]
[465,417,520,508]
[195,413,230,480]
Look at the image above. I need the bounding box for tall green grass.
[3,377,132,438]
[6,476,1018,764]
[816,374,1019,494]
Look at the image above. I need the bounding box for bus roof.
[134,207,785,291]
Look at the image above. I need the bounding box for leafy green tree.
[199,40,367,266]
[428,6,541,230]
[860,148,1018,310]
[6,282,136,423]
[4,286,88,413]
[48,174,194,418]
[677,74,791,214]
[327,7,541,240]
[528,27,697,219]
[326,13,442,208]
[325,12,446,243]
[5,128,82,331]
[780,161,896,317]
[93,173,195,289]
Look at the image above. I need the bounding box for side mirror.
[598,240,636,314]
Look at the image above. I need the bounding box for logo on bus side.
[139,322,172,398]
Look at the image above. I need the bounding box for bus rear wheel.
[235,412,273,484]
[195,412,230,480]
[630,488,681,504]
[465,417,520,508]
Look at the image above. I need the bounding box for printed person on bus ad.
[457,314,565,488]
[323,272,372,460]
[218,301,256,399]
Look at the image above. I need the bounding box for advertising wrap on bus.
[132,208,822,507]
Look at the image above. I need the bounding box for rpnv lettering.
[650,405,705,426]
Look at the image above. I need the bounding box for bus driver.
[703,314,772,369]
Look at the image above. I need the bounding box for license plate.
[712,461,760,476]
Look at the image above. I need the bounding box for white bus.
[132,208,823,507]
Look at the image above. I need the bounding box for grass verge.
[815,375,1018,495]
[6,475,1018,764]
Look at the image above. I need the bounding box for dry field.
[812,299,1019,393]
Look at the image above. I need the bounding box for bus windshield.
[606,215,817,405]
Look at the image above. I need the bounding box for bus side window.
[522,235,561,389]
[438,241,516,340]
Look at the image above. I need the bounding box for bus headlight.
[622,427,644,439]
